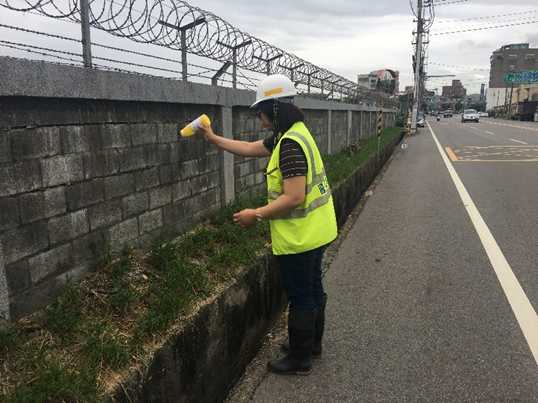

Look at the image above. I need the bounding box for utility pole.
[414,0,423,104]
[411,0,424,133]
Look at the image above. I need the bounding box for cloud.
[1,0,537,95]
[192,0,538,93]
[523,33,538,48]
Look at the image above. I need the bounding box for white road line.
[485,131,494,135]
[428,122,538,365]
[511,139,528,145]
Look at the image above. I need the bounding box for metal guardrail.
[0,0,388,105]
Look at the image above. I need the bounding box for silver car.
[461,109,479,123]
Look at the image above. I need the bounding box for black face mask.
[272,99,279,131]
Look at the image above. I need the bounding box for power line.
[429,62,488,72]
[430,19,538,35]
[437,10,538,23]
[432,0,468,6]
[434,15,538,32]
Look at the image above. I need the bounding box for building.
[357,73,377,90]
[442,79,466,99]
[486,43,538,113]
[358,70,400,93]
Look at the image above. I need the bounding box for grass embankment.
[324,126,402,186]
[0,127,402,402]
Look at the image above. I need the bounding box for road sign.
[505,73,538,83]
[521,69,538,74]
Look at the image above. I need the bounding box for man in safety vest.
[197,74,338,376]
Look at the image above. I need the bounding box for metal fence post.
[218,40,252,88]
[79,0,92,67]
[253,54,282,76]
[158,18,205,81]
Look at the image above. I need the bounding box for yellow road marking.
[445,147,458,161]
[483,120,538,132]
[448,145,538,162]
[453,159,538,162]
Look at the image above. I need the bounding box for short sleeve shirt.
[263,135,307,179]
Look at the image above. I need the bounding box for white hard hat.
[251,74,297,108]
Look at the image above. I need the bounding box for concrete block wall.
[304,109,329,154]
[0,57,395,321]
[231,106,268,198]
[0,96,225,319]
[330,110,350,152]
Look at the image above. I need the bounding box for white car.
[479,112,488,117]
[462,109,480,123]
[417,112,425,127]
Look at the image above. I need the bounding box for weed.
[0,328,17,352]
[109,248,134,280]
[82,321,131,369]
[109,279,136,313]
[150,240,180,271]
[136,306,170,336]
[324,127,401,186]
[6,359,100,402]
[89,232,112,269]
[42,280,84,337]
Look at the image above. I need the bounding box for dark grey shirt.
[263,135,307,179]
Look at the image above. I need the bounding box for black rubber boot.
[281,294,327,358]
[312,294,327,358]
[268,308,316,375]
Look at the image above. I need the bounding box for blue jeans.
[277,246,325,311]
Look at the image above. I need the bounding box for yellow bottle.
[180,114,211,137]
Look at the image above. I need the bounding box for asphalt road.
[235,117,538,403]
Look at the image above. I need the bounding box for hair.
[257,98,305,135]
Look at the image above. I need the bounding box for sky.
[1,0,537,95]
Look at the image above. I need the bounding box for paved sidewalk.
[224,141,399,403]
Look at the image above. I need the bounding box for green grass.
[324,126,402,187]
[0,127,401,402]
[42,280,85,338]
[7,359,100,403]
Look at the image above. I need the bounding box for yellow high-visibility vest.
[266,121,337,255]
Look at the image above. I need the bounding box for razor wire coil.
[0,0,386,104]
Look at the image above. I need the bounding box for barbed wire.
[0,0,389,105]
